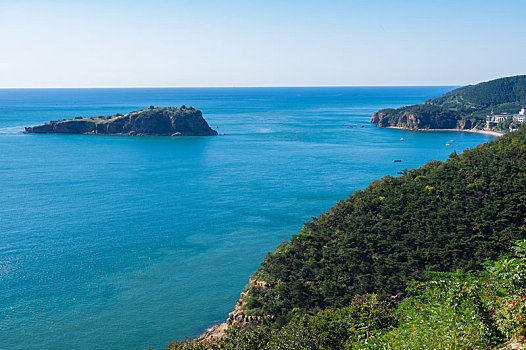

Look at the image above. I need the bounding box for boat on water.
[446,143,451,146]
[400,138,405,141]
[394,159,402,162]
[358,125,364,128]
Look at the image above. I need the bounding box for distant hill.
[372,75,526,129]
[24,106,218,136]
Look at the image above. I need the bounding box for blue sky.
[0,0,525,87]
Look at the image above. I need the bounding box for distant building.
[486,107,526,128]
[486,112,510,128]
[513,107,526,123]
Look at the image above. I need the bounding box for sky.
[0,0,525,88]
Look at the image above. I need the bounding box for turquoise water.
[0,87,496,349]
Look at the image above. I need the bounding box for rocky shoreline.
[199,278,275,341]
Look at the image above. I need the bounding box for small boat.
[394,159,402,162]
[400,138,405,141]
[358,125,364,128]
[446,143,451,146]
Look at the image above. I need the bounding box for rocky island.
[24,106,218,136]
[371,75,526,131]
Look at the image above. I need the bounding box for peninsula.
[371,75,526,132]
[24,106,218,136]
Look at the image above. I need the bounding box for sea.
[0,87,496,349]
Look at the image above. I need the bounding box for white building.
[486,112,511,128]
[513,107,526,123]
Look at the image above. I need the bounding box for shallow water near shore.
[0,87,496,349]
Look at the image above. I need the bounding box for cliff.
[24,106,218,136]
[371,105,460,129]
[371,75,526,130]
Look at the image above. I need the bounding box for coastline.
[198,323,228,341]
[383,126,503,137]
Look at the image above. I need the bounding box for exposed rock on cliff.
[371,105,459,130]
[24,106,218,136]
[199,278,276,341]
[226,279,276,327]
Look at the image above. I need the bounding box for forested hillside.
[169,241,526,349]
[245,126,525,323]
[165,126,526,350]
[430,75,526,113]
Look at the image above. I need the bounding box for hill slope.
[166,126,526,350]
[238,126,526,325]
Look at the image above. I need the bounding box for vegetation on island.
[165,126,525,349]
[372,75,526,130]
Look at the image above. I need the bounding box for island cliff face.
[371,105,460,130]
[24,106,218,136]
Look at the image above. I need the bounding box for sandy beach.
[384,126,504,137]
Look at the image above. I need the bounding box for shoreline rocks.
[199,278,276,341]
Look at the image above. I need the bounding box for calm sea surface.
[0,87,496,349]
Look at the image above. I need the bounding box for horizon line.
[0,84,460,89]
